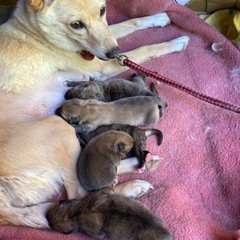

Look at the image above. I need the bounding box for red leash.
[116,54,240,114]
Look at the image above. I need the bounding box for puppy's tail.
[145,129,163,146]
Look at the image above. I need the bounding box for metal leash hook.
[115,54,128,66]
[114,54,240,114]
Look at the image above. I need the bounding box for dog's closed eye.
[69,117,80,124]
[83,83,89,88]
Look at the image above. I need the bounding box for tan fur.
[77,124,163,168]
[28,0,43,10]
[0,0,189,228]
[77,130,133,191]
[58,96,167,132]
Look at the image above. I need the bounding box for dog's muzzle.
[106,46,120,59]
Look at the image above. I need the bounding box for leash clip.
[115,54,128,66]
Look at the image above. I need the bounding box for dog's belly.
[0,70,89,122]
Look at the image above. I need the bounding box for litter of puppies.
[48,74,170,239]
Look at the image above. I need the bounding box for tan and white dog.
[0,0,189,229]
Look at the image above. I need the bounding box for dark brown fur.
[77,124,163,168]
[65,74,158,101]
[46,188,172,240]
[77,130,133,191]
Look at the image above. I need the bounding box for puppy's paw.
[145,154,163,171]
[170,36,190,52]
[115,180,154,198]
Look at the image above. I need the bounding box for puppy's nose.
[106,46,119,59]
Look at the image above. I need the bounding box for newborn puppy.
[77,124,163,168]
[47,188,172,240]
[65,74,157,101]
[77,130,133,191]
[57,96,167,133]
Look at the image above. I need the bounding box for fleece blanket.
[1,0,240,239]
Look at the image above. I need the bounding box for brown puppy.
[46,188,172,240]
[57,96,167,133]
[77,130,133,191]
[77,124,163,168]
[65,74,158,101]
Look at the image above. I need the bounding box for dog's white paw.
[148,12,171,28]
[115,180,154,198]
[170,36,190,52]
[136,154,163,173]
[145,154,163,171]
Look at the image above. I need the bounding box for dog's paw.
[145,154,163,171]
[115,180,154,198]
[148,12,171,28]
[170,36,190,52]
[136,154,163,173]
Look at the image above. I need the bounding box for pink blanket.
[1,0,240,239]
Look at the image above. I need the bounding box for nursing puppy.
[77,124,163,168]
[47,188,172,240]
[58,96,167,133]
[77,130,133,191]
[65,74,158,101]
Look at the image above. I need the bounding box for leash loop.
[116,54,240,114]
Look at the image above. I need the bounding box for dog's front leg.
[109,13,171,40]
[98,36,190,80]
[100,36,190,79]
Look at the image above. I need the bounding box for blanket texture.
[0,0,240,239]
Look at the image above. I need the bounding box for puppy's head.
[27,0,119,60]
[57,99,83,124]
[105,130,133,160]
[47,201,78,234]
[65,81,104,101]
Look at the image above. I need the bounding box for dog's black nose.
[106,46,119,59]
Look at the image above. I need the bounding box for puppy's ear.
[28,0,53,11]
[118,142,125,151]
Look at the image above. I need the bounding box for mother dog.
[0,0,189,228]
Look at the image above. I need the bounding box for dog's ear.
[28,0,53,11]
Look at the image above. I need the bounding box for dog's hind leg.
[0,201,53,228]
[114,180,154,198]
[109,13,171,39]
[115,156,163,198]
